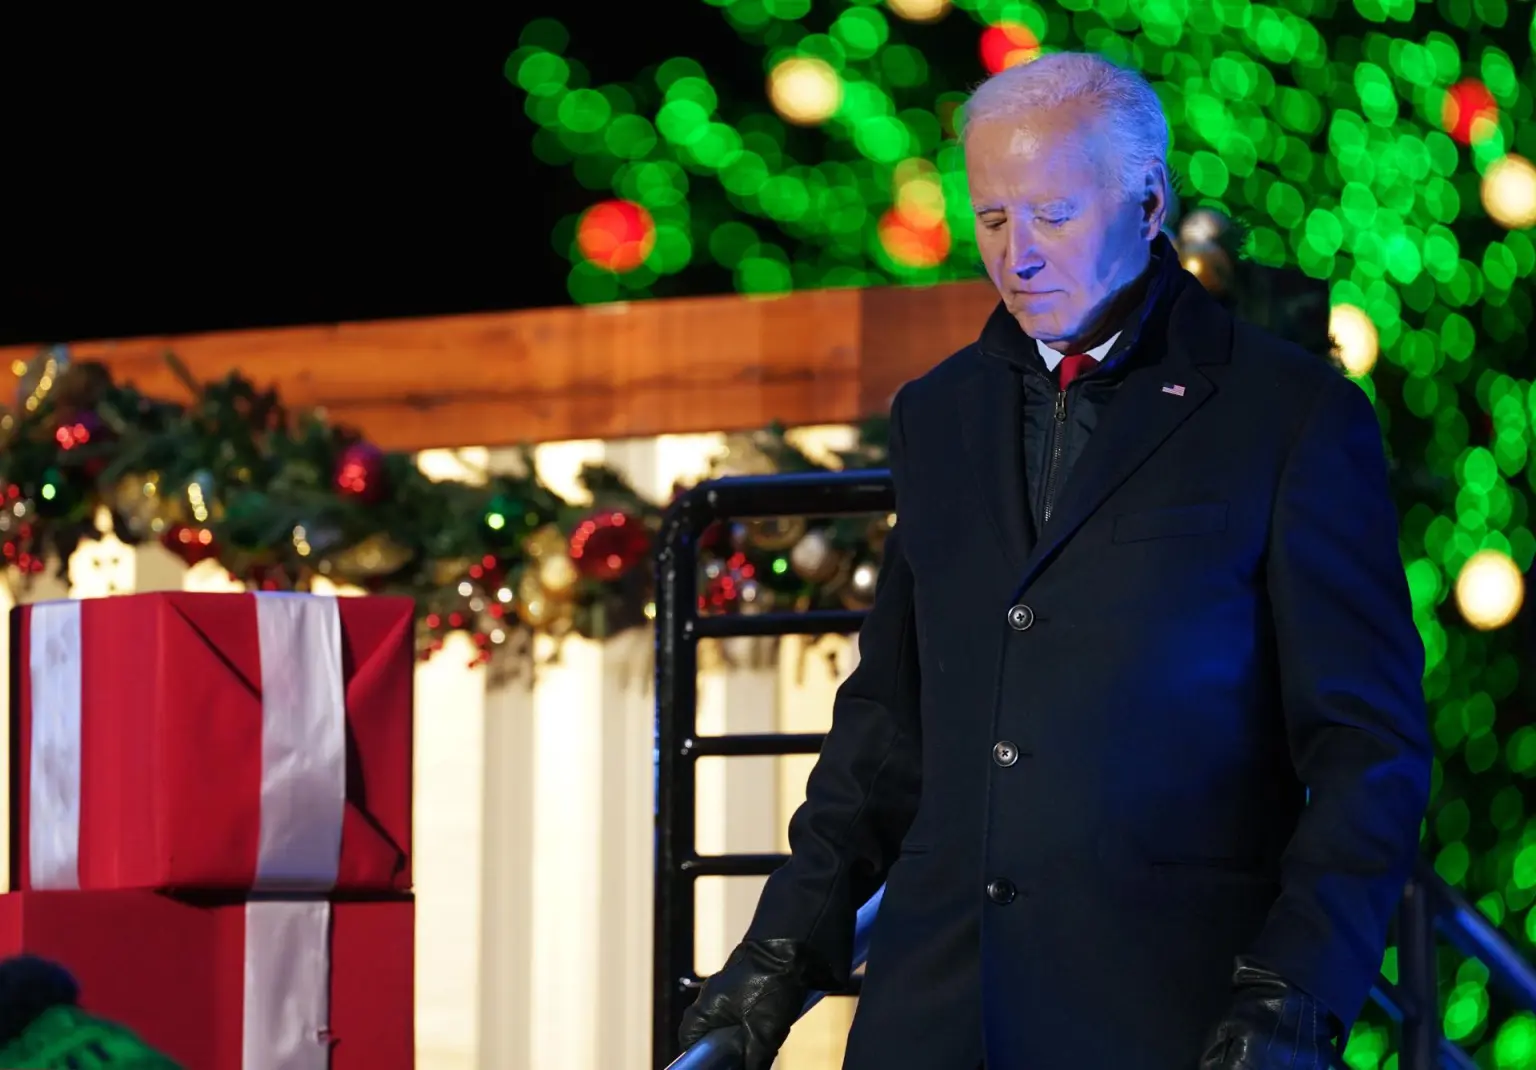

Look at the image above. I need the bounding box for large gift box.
[11,592,414,892]
[0,890,414,1069]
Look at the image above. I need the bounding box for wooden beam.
[0,282,1000,452]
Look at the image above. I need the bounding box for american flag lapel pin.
[1161,382,1186,397]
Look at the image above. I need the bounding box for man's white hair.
[962,51,1170,201]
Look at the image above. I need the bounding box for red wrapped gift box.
[0,890,413,1070]
[12,592,413,892]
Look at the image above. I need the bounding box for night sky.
[0,12,746,346]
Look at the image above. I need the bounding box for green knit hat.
[0,1003,184,1069]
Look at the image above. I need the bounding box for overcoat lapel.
[958,359,1033,580]
[1010,284,1235,600]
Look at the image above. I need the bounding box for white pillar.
[476,675,536,1069]
[412,448,493,1070]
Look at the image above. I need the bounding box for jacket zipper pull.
[1054,389,1067,422]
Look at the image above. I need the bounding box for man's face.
[967,103,1160,349]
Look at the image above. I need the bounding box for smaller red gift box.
[11,592,413,892]
[0,890,414,1070]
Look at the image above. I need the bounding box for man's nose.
[1008,227,1044,281]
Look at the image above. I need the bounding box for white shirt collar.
[1034,331,1121,373]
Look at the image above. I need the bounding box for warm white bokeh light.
[767,58,842,127]
[1329,303,1379,377]
[893,158,945,227]
[1456,549,1525,631]
[1481,153,1536,230]
[886,0,952,21]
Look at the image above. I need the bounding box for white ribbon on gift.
[27,601,84,890]
[245,899,335,1070]
[27,592,346,1069]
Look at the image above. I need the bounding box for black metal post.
[1396,879,1441,1070]
[653,485,704,1070]
[652,472,895,1070]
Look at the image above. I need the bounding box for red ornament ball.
[878,208,952,269]
[161,524,219,566]
[54,411,112,477]
[979,22,1039,75]
[569,510,651,581]
[335,442,388,504]
[1442,80,1498,145]
[576,200,656,274]
[54,411,105,450]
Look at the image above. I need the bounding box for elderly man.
[680,51,1431,1070]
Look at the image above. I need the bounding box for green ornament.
[754,551,808,595]
[31,467,85,520]
[482,493,543,549]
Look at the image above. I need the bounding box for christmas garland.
[0,347,892,666]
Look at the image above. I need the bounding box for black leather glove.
[1198,957,1338,1070]
[678,939,822,1070]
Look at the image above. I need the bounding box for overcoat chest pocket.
[1111,502,1229,544]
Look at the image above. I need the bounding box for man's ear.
[1142,162,1171,239]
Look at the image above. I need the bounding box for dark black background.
[0,12,745,345]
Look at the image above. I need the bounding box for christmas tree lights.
[508,0,1536,1062]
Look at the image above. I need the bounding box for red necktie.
[1057,353,1098,389]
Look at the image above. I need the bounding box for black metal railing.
[654,471,1536,1070]
[653,471,897,1070]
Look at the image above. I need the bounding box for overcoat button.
[1006,604,1034,631]
[986,878,1017,905]
[993,741,1019,767]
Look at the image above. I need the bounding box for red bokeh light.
[576,199,656,274]
[979,22,1040,75]
[1442,80,1498,146]
[878,208,952,268]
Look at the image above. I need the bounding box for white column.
[476,675,536,1070]
[411,448,494,1070]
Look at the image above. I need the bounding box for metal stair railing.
[654,470,1536,1070]
[653,471,897,1070]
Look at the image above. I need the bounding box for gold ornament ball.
[746,516,808,551]
[790,529,841,582]
[524,523,568,560]
[430,557,475,586]
[1180,242,1234,295]
[1178,208,1230,247]
[515,570,555,627]
[110,474,168,536]
[539,551,579,596]
[840,560,880,610]
[328,533,414,581]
